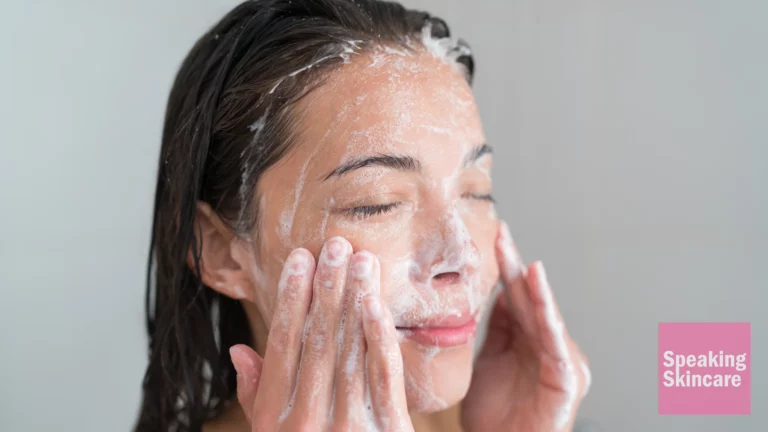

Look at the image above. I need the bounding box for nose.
[412,206,481,286]
[431,270,462,287]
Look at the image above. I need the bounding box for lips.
[396,314,478,348]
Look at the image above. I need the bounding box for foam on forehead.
[316,54,480,174]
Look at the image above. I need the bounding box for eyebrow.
[321,143,492,181]
[463,143,493,167]
[322,153,421,181]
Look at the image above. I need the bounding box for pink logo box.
[658,322,751,415]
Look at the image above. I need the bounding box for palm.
[461,223,588,432]
[462,299,576,431]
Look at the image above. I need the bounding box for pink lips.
[397,316,478,348]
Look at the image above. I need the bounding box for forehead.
[287,49,486,173]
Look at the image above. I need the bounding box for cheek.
[326,216,415,290]
[461,203,499,284]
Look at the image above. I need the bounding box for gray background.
[1,0,765,431]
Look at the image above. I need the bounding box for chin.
[400,338,476,412]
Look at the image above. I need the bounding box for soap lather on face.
[251,43,498,411]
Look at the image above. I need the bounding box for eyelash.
[464,193,496,203]
[347,202,402,218]
[346,194,495,219]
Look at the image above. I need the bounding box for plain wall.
[1,1,765,431]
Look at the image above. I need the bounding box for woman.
[135,0,590,430]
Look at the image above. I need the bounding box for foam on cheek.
[316,197,336,244]
[383,209,487,335]
[384,255,422,322]
[451,209,486,312]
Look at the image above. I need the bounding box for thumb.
[229,344,263,424]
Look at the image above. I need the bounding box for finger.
[564,337,591,398]
[528,261,570,362]
[292,237,352,423]
[579,355,592,397]
[363,295,411,430]
[360,278,410,429]
[495,221,536,334]
[254,248,314,420]
[527,261,584,430]
[332,252,373,425]
[230,344,264,424]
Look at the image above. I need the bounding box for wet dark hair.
[136,0,474,430]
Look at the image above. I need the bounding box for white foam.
[420,22,472,77]
[237,107,270,227]
[269,40,362,94]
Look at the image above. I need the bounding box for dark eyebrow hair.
[322,153,421,181]
[463,143,493,167]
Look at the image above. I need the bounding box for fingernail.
[286,249,309,275]
[322,236,349,267]
[352,252,373,279]
[363,295,382,320]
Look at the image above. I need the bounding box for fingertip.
[499,220,511,242]
[278,248,316,296]
[286,248,315,274]
[229,345,252,374]
[231,346,259,422]
[580,360,592,396]
[350,251,381,291]
[320,236,353,267]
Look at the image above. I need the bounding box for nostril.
[432,271,461,286]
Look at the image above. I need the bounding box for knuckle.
[368,318,389,342]
[374,368,393,393]
[267,329,296,353]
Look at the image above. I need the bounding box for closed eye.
[463,193,495,203]
[346,202,402,219]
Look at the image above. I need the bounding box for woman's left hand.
[461,221,591,432]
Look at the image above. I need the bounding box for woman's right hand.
[228,237,414,431]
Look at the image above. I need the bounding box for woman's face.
[249,49,498,411]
